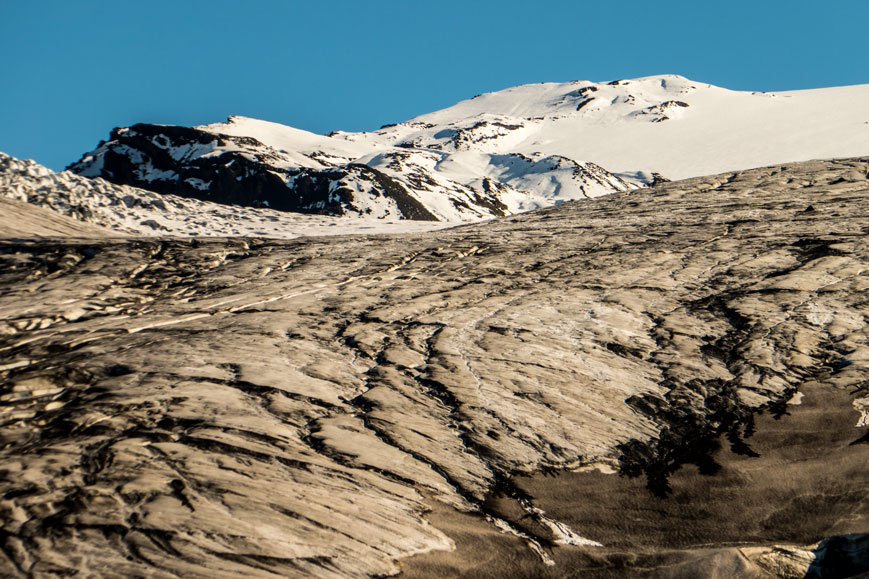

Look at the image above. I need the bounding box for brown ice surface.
[0,196,118,239]
[0,158,868,577]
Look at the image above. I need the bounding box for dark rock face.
[344,164,438,220]
[649,172,671,187]
[67,124,438,219]
[69,124,294,210]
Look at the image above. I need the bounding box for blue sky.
[2,0,868,170]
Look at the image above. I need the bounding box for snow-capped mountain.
[68,74,869,222]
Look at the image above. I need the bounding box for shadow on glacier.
[804,534,869,578]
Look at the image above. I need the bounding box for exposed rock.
[649,172,671,187]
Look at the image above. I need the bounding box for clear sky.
[2,0,868,170]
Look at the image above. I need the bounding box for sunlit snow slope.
[352,74,869,180]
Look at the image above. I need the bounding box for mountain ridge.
[66,73,869,223]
